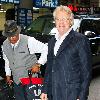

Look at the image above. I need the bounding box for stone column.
[19,0,33,9]
[98,0,100,7]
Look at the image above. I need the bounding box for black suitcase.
[0,79,15,100]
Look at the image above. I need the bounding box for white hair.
[53,5,74,26]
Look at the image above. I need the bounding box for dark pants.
[14,83,26,100]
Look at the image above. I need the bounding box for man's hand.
[31,63,41,73]
[77,97,80,100]
[6,76,13,85]
[40,93,48,100]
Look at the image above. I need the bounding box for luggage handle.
[28,70,42,78]
[28,70,42,85]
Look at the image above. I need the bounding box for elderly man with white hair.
[40,5,92,100]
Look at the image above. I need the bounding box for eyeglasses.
[55,18,70,22]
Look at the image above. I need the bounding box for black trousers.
[14,83,26,100]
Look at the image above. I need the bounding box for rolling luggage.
[20,70,44,100]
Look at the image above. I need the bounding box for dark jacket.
[42,29,92,100]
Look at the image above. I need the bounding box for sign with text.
[17,8,33,27]
[34,0,58,8]
[0,0,20,4]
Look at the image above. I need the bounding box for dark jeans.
[14,83,26,100]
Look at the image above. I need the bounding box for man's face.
[8,33,19,44]
[55,10,71,36]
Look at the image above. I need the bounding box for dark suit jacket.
[42,29,92,100]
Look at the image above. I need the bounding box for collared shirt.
[54,27,72,56]
[2,34,48,76]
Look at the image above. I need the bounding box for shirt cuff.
[6,70,11,76]
[38,59,45,65]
